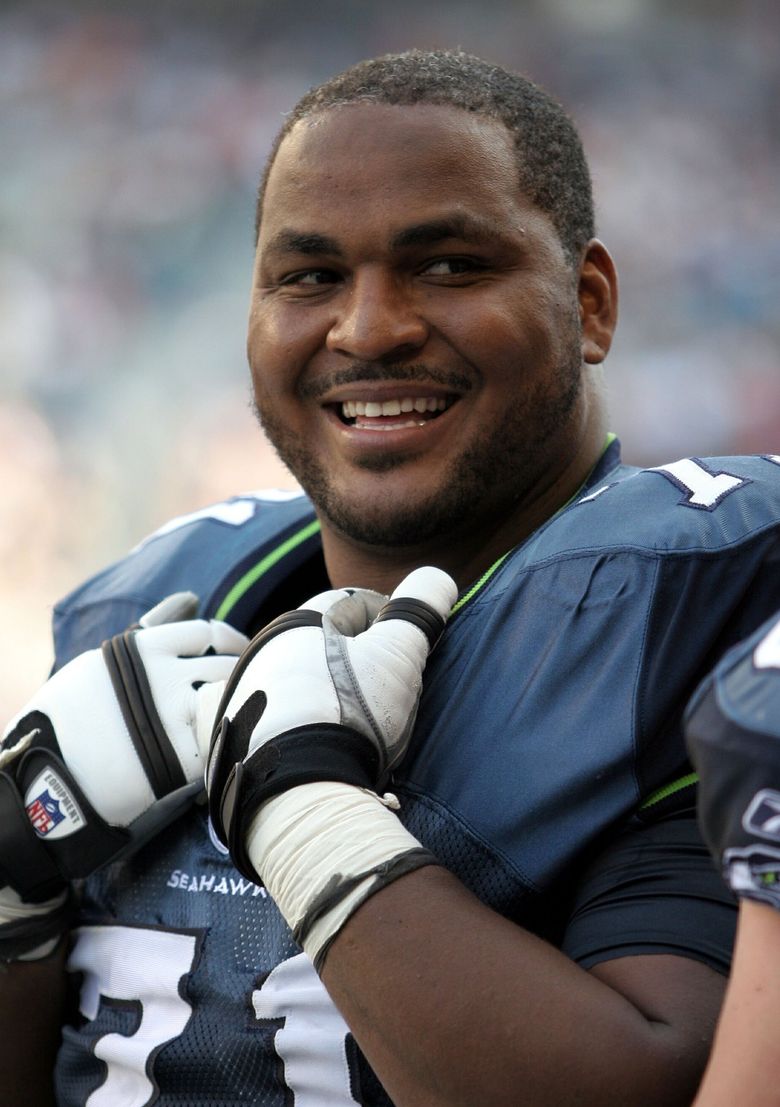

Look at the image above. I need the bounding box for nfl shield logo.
[24,767,86,840]
[26,789,66,836]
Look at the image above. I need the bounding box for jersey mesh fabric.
[56,808,310,1107]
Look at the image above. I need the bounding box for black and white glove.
[685,609,780,910]
[207,566,457,967]
[0,593,248,960]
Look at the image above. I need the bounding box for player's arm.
[322,868,723,1107]
[685,609,780,1106]
[0,594,247,1098]
[207,568,726,1107]
[319,797,729,1107]
[692,899,780,1107]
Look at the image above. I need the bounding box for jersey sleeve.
[561,786,737,974]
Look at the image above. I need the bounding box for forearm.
[0,941,67,1106]
[693,900,780,1107]
[322,865,724,1107]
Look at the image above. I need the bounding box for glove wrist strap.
[210,721,382,871]
[0,769,70,901]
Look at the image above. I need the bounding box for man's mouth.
[337,395,455,429]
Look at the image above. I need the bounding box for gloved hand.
[685,608,780,910]
[0,593,248,960]
[207,566,457,967]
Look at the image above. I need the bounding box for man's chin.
[316,494,452,549]
[284,454,456,548]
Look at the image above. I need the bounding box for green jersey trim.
[640,772,699,810]
[216,433,620,623]
[451,554,510,614]
[450,432,619,617]
[215,518,321,622]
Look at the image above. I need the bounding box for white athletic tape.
[246,781,425,964]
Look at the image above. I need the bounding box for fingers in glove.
[138,591,200,628]
[321,589,387,637]
[299,586,387,634]
[173,654,244,687]
[390,566,458,618]
[366,567,457,652]
[137,618,248,660]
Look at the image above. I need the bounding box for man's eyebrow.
[390,215,506,250]
[263,216,512,259]
[263,230,344,257]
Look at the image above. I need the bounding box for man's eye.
[280,269,339,287]
[421,257,481,276]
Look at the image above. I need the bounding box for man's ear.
[578,240,618,364]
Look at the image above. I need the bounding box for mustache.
[298,362,475,401]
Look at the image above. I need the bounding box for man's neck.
[321,434,610,595]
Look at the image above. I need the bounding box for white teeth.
[340,396,450,420]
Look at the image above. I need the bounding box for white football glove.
[206,567,457,966]
[0,593,248,960]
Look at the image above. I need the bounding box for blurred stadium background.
[1,0,779,718]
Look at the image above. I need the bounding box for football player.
[687,610,780,1106]
[4,49,780,1107]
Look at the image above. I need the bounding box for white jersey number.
[253,952,358,1104]
[648,458,747,509]
[69,926,199,1107]
[69,927,358,1105]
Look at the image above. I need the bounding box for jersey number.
[649,458,748,509]
[69,927,357,1105]
[253,952,357,1104]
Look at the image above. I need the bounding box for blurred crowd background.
[2,0,779,717]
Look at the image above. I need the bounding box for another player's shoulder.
[551,452,780,558]
[53,489,317,660]
[689,606,780,741]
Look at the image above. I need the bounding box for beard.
[253,343,583,550]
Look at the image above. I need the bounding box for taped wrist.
[0,884,76,962]
[245,782,438,970]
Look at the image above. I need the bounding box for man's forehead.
[260,102,524,237]
[286,98,511,143]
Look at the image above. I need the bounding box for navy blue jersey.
[685,608,780,908]
[51,442,780,1106]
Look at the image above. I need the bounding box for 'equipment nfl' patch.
[24,767,86,839]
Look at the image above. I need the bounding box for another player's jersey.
[685,607,780,909]
[52,442,780,1106]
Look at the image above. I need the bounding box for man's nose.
[326,268,428,361]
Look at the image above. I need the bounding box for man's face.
[249,102,588,549]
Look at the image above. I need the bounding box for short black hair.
[256,49,595,263]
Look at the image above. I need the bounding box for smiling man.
[4,50,780,1107]
[249,98,609,591]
